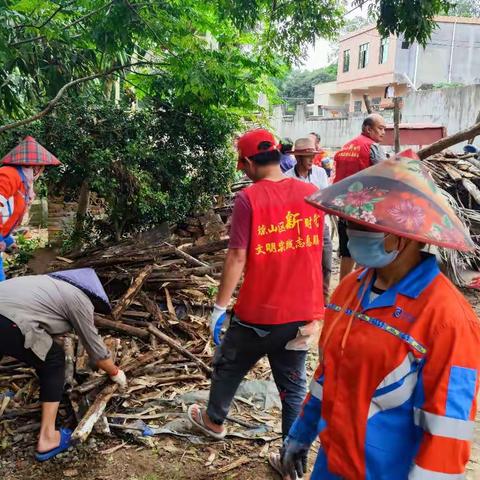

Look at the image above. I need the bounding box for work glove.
[110,369,128,390]
[210,304,227,346]
[281,437,310,479]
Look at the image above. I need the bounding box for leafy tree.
[363,0,455,46]
[446,0,480,17]
[0,92,238,241]
[275,64,338,105]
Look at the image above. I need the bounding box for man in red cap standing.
[0,136,61,280]
[188,128,324,476]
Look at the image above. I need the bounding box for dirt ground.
[1,271,479,479]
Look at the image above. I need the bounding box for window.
[354,101,362,113]
[318,106,325,117]
[371,97,381,111]
[343,50,350,73]
[379,38,389,64]
[401,41,410,49]
[358,43,369,69]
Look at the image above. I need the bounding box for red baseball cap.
[236,129,278,169]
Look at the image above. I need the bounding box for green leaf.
[348,181,364,193]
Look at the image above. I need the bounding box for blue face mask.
[347,229,399,268]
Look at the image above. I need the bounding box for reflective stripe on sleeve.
[409,464,465,479]
[413,408,474,441]
[309,379,323,401]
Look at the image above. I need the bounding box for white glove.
[210,304,227,346]
[110,369,128,389]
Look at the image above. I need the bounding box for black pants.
[207,318,307,439]
[338,218,351,258]
[0,314,65,402]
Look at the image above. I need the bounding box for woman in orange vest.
[0,137,61,280]
[281,151,480,479]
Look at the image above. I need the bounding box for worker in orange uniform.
[187,129,324,477]
[280,151,480,480]
[334,114,386,280]
[0,136,61,280]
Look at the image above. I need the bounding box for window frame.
[342,49,350,73]
[379,38,389,64]
[353,100,362,113]
[358,42,369,69]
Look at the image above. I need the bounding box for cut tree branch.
[418,122,480,160]
[0,61,159,134]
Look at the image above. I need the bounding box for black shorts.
[338,219,351,258]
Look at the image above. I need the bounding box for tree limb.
[0,61,158,134]
[418,122,480,160]
[9,1,114,47]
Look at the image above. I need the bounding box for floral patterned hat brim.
[1,136,61,166]
[306,156,475,252]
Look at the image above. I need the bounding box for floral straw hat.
[306,149,475,251]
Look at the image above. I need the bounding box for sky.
[300,0,370,71]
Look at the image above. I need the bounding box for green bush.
[0,94,239,243]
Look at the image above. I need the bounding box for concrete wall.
[395,18,480,89]
[270,84,480,151]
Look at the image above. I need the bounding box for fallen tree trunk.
[418,122,480,160]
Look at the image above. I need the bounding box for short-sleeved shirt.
[229,191,252,249]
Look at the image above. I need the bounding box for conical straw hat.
[1,136,61,166]
[306,150,475,251]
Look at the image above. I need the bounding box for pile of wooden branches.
[0,217,233,448]
[424,150,480,285]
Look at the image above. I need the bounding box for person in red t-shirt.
[188,129,324,478]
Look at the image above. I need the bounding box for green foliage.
[5,234,40,267]
[445,0,480,17]
[0,93,238,240]
[364,0,455,46]
[432,82,465,89]
[275,64,338,105]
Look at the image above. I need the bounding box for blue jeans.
[207,318,307,438]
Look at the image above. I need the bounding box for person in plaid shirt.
[0,136,60,280]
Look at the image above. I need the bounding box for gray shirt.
[0,275,109,362]
[370,144,386,164]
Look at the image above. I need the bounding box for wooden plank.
[111,264,154,320]
[443,164,463,182]
[462,178,480,205]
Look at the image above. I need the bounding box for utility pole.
[393,97,401,153]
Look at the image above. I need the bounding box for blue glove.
[281,436,310,479]
[210,304,227,346]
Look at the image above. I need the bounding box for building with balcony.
[313,16,480,115]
